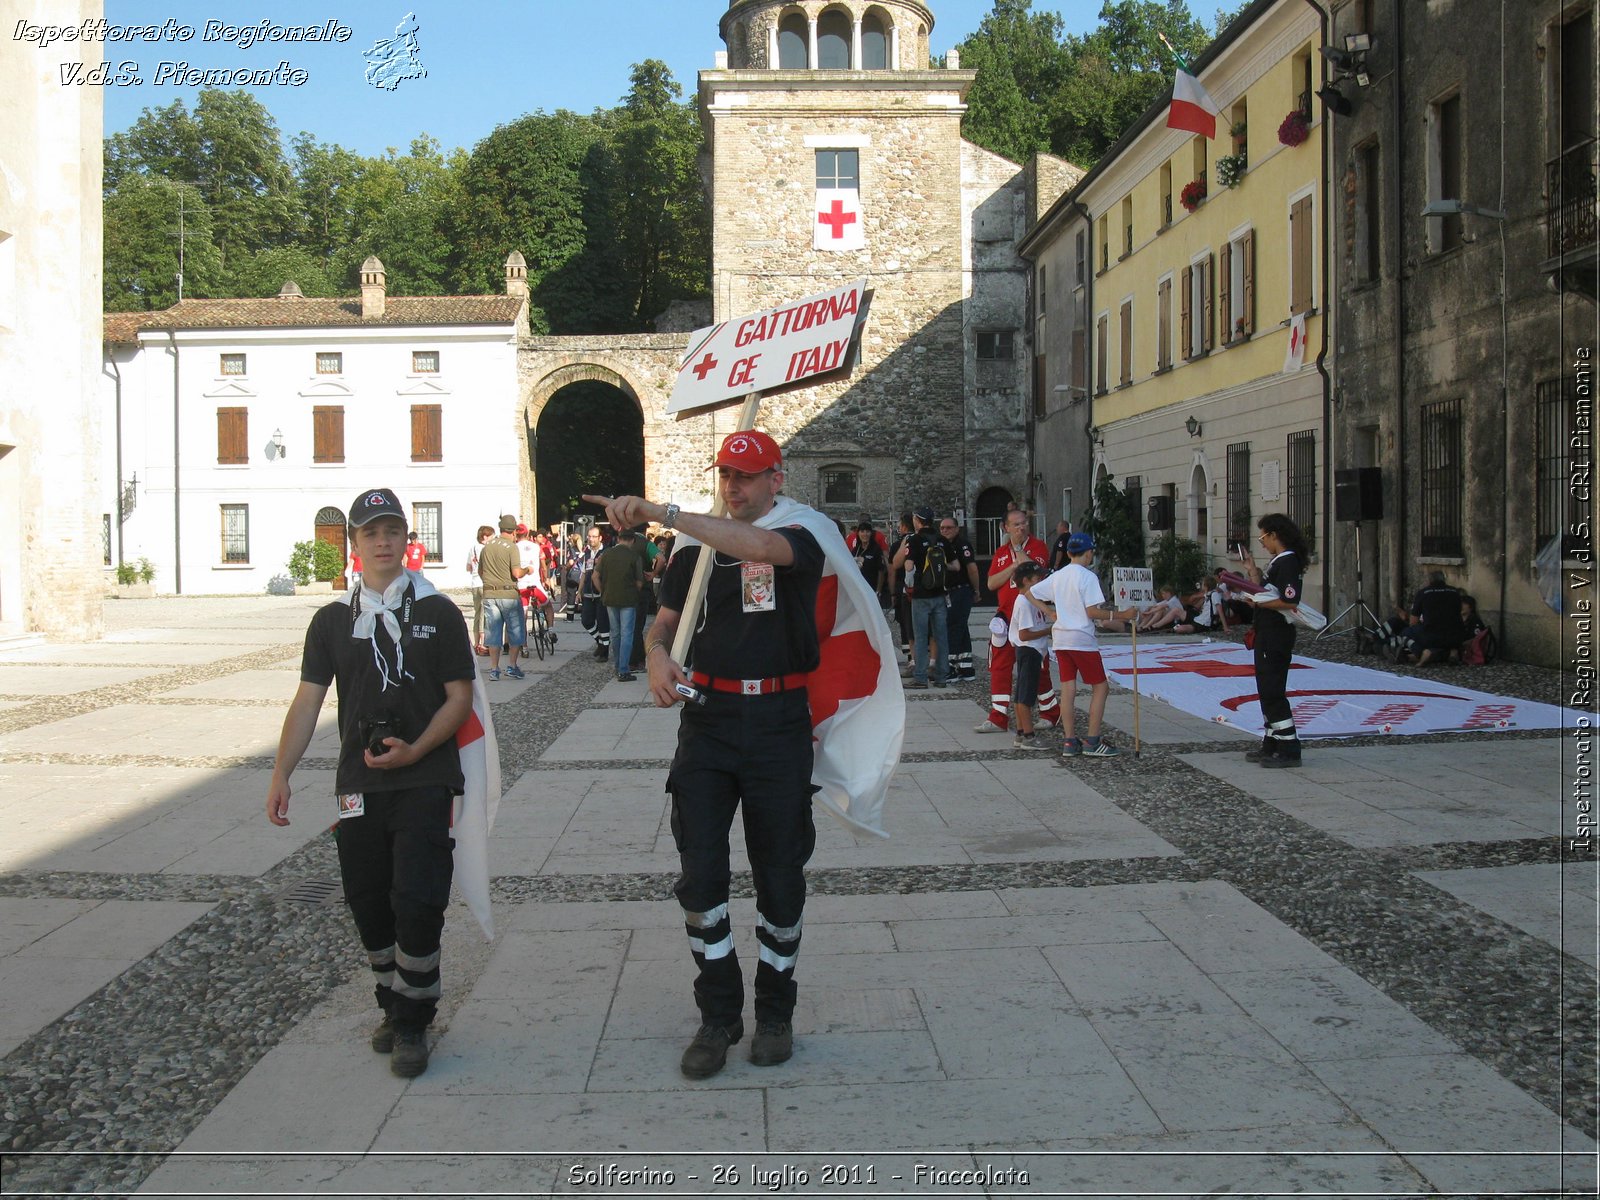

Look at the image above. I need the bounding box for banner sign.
[1112,567,1156,611]
[1095,641,1589,739]
[666,278,867,416]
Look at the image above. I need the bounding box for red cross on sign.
[690,352,718,381]
[818,199,857,239]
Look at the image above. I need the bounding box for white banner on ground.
[666,279,867,415]
[1095,641,1587,739]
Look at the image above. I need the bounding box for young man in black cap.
[890,506,950,688]
[266,488,475,1077]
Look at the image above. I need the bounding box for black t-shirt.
[1410,584,1465,642]
[1051,532,1073,568]
[658,525,824,679]
[301,590,475,795]
[1255,551,1303,633]
[941,535,976,588]
[853,538,886,590]
[903,530,941,598]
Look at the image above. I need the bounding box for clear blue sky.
[98,1,1113,158]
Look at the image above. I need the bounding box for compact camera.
[360,715,399,758]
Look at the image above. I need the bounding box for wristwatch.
[661,503,680,530]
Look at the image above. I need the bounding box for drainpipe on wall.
[1495,0,1509,649]
[168,331,181,595]
[1390,0,1408,607]
[1302,0,1333,610]
[108,349,123,568]
[1071,199,1095,505]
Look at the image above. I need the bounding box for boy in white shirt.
[1007,562,1054,751]
[1026,533,1135,758]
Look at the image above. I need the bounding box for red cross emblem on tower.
[818,199,857,239]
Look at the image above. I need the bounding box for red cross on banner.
[814,188,864,252]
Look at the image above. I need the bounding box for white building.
[103,256,528,595]
[1,0,105,641]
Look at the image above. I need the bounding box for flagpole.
[668,391,763,668]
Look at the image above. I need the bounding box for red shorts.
[1055,649,1107,685]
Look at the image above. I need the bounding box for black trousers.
[1253,623,1301,756]
[335,785,455,1029]
[668,690,817,1027]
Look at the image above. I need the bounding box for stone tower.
[696,0,997,521]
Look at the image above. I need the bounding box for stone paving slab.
[1414,861,1599,968]
[0,642,244,666]
[0,701,340,759]
[0,665,161,695]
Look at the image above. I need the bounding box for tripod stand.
[1317,520,1385,647]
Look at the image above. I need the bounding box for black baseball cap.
[914,506,935,522]
[349,488,405,528]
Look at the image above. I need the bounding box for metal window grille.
[815,149,858,190]
[413,502,442,563]
[412,350,439,373]
[316,352,342,375]
[1287,430,1316,554]
[221,504,249,564]
[1123,475,1143,527]
[1536,378,1574,554]
[220,353,246,376]
[1226,442,1251,545]
[822,469,858,505]
[1420,399,1463,557]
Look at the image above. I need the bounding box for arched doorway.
[534,381,644,528]
[314,506,348,590]
[1187,460,1209,548]
[972,485,1013,605]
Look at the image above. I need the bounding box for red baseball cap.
[515,523,529,536]
[711,430,782,473]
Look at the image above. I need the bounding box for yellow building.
[1024,0,1329,599]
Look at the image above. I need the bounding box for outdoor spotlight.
[1316,84,1353,115]
[1321,46,1353,70]
[1345,33,1371,52]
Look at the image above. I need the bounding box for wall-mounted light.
[272,428,286,460]
[1316,83,1354,116]
[1185,415,1203,438]
[1324,36,1373,87]
[1090,426,1104,447]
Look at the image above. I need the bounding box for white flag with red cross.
[815,188,865,251]
[1283,312,1308,373]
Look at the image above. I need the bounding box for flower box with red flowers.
[1179,178,1207,213]
[1277,109,1311,148]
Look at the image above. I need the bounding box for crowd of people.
[270,460,1491,1086]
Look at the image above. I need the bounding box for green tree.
[1083,474,1146,585]
[107,90,298,267]
[103,177,225,310]
[1148,531,1207,594]
[225,245,337,297]
[956,0,1070,163]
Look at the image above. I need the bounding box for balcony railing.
[1547,137,1597,259]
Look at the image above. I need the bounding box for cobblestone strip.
[1073,753,1599,1133]
[0,871,255,903]
[0,642,303,737]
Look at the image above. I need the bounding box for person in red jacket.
[976,510,1061,733]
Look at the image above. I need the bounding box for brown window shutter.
[1178,269,1191,361]
[1290,197,1313,315]
[314,406,345,464]
[1119,304,1132,385]
[1201,254,1215,353]
[411,404,442,462]
[217,408,247,464]
[1219,242,1232,343]
[1070,327,1086,390]
[1242,230,1256,334]
[1033,354,1047,419]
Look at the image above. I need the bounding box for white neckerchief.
[340,569,439,692]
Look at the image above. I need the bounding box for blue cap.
[1066,531,1095,554]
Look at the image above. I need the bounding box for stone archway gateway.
[519,333,843,521]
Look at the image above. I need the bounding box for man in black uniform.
[585,431,824,1079]
[1238,512,1308,768]
[937,516,981,681]
[266,488,474,1077]
[1403,571,1465,666]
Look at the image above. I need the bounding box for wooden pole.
[668,391,762,667]
[1130,620,1141,757]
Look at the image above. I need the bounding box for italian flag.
[1168,66,1220,139]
